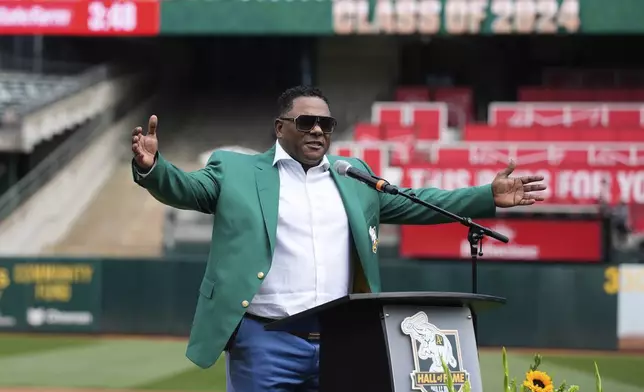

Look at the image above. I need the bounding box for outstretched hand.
[132,115,158,170]
[491,160,547,208]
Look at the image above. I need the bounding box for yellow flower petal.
[524,370,554,392]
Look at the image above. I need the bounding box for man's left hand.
[492,160,547,208]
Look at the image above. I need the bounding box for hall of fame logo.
[401,311,470,392]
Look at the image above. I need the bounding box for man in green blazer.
[131,86,546,392]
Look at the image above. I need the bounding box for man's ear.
[274,119,283,139]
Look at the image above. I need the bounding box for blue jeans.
[226,315,320,392]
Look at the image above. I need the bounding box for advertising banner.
[161,0,581,35]
[0,259,101,332]
[333,142,644,207]
[0,0,159,36]
[399,154,644,207]
[399,219,602,261]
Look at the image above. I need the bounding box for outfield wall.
[0,256,639,351]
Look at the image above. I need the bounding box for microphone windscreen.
[333,160,352,176]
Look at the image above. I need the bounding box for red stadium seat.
[371,102,448,141]
[463,124,502,141]
[433,87,474,126]
[372,103,405,126]
[353,123,382,141]
[415,124,440,140]
[410,104,443,127]
[383,125,415,142]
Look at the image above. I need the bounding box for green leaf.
[594,362,602,392]
[530,354,543,371]
[463,379,471,392]
[503,347,510,392]
[556,380,568,392]
[567,386,580,392]
[440,357,455,392]
[510,378,518,392]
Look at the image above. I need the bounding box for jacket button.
[257,272,265,279]
[241,300,249,308]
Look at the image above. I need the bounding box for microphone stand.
[389,187,509,342]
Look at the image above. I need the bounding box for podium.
[265,292,505,392]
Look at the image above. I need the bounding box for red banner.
[488,103,644,128]
[0,0,159,36]
[399,147,644,206]
[332,143,644,206]
[400,166,644,206]
[400,220,602,262]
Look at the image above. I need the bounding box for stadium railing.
[2,62,127,126]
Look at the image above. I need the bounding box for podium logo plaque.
[401,311,471,392]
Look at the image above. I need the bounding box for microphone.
[333,160,399,195]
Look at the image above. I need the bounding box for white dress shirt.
[247,141,351,319]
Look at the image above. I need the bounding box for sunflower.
[523,370,554,392]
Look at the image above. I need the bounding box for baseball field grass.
[0,334,643,392]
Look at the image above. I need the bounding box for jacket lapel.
[255,146,279,256]
[328,156,371,267]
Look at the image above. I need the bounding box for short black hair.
[277,85,329,117]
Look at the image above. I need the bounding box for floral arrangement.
[439,347,603,392]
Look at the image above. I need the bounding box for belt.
[244,313,320,341]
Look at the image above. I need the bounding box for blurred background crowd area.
[0,0,642,356]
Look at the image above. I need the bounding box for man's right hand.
[132,115,159,170]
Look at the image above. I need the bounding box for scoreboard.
[0,0,159,36]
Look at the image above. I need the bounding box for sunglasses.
[279,115,337,134]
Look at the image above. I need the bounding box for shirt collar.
[273,141,330,171]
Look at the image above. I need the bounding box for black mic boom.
[333,160,399,195]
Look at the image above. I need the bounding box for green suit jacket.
[132,144,496,369]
